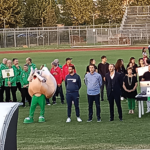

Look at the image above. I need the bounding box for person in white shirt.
[142,47,148,65]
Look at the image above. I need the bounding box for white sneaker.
[66,118,71,123]
[77,117,82,122]
[146,110,150,113]
[121,97,124,101]
[47,104,51,106]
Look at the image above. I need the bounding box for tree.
[96,0,109,24]
[62,0,95,26]
[0,0,22,28]
[42,5,57,27]
[23,0,57,27]
[107,0,125,24]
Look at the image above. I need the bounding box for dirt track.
[0,46,144,54]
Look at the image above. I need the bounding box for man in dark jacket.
[105,64,123,121]
[98,56,109,101]
[65,65,82,123]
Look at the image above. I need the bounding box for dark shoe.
[97,119,101,122]
[87,119,92,122]
[61,101,64,104]
[22,105,26,108]
[119,118,123,121]
[53,101,57,105]
[109,118,114,121]
[101,99,104,101]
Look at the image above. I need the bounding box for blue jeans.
[66,92,80,118]
[88,94,101,120]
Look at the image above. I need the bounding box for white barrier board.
[0,103,18,137]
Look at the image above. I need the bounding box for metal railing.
[0,25,120,32]
[127,6,150,15]
[0,27,132,48]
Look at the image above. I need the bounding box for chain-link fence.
[0,26,133,48]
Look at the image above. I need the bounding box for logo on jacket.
[68,79,76,82]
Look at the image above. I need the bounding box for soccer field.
[1,49,150,150]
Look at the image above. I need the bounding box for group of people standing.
[0,57,36,107]
[65,55,140,123]
[1,49,150,123]
[72,53,150,123]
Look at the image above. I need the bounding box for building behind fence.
[1,6,150,48]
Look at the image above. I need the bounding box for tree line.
[0,0,150,28]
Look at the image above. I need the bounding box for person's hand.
[128,90,133,92]
[130,89,135,92]
[8,81,11,87]
[16,64,19,69]
[23,85,27,88]
[53,72,57,75]
[103,77,105,81]
[58,84,61,87]
[125,89,130,92]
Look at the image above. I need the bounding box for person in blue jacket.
[65,65,82,123]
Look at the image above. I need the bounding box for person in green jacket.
[12,58,22,93]
[26,57,36,73]
[5,60,17,102]
[20,64,31,107]
[0,58,7,102]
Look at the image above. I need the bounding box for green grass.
[1,50,150,150]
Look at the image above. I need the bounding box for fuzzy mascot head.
[28,66,57,98]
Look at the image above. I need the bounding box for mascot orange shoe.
[24,65,57,123]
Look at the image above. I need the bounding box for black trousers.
[55,88,59,97]
[16,82,22,92]
[88,94,101,120]
[0,86,3,102]
[5,86,17,102]
[46,98,50,104]
[101,80,106,101]
[148,47,150,58]
[66,92,80,118]
[0,81,5,102]
[108,92,122,120]
[52,85,64,102]
[21,88,31,106]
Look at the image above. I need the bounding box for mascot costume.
[24,65,57,123]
